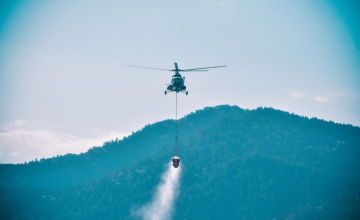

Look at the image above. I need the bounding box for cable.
[173,92,179,157]
[176,92,177,138]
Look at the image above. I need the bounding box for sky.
[0,0,359,164]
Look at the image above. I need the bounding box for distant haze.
[0,0,359,163]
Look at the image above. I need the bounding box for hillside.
[0,105,359,220]
[0,105,245,188]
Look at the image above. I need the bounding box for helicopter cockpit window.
[172,78,183,85]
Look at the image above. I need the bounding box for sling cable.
[172,92,180,168]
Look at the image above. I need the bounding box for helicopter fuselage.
[127,62,226,96]
[166,73,187,95]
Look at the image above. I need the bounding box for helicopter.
[127,62,226,95]
[127,62,226,168]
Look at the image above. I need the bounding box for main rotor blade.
[127,65,174,71]
[180,65,227,71]
[180,69,209,72]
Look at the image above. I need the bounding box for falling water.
[136,162,182,220]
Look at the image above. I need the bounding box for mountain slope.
[0,105,245,188]
[0,105,359,220]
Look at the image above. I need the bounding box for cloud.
[14,120,29,127]
[1,120,29,132]
[0,122,130,164]
[313,96,330,102]
[289,90,330,103]
[291,91,305,99]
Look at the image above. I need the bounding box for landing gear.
[165,91,167,95]
[186,91,188,95]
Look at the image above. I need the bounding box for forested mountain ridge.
[1,105,359,220]
[0,105,245,188]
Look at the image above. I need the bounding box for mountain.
[0,105,245,188]
[0,105,359,220]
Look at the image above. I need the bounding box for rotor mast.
[173,62,181,77]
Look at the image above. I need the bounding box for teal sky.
[0,0,359,163]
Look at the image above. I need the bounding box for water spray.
[136,162,181,220]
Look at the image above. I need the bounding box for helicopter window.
[171,77,183,85]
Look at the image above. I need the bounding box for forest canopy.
[0,105,359,220]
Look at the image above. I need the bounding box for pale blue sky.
[0,0,359,163]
